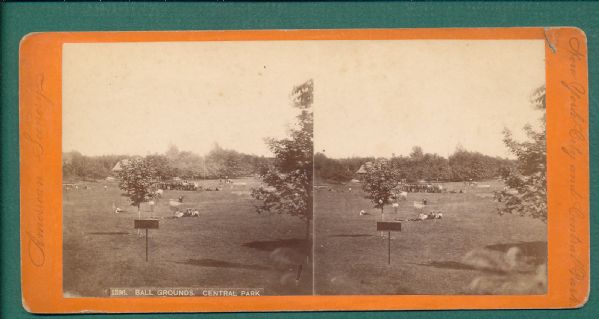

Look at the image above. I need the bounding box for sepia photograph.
[61,39,547,297]
[61,42,316,297]
[312,40,547,295]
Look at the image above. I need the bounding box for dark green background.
[1,2,597,318]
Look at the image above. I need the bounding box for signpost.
[134,219,159,262]
[377,221,402,264]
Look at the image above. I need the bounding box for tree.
[251,79,314,242]
[165,144,180,160]
[361,160,398,215]
[495,85,547,221]
[409,146,424,160]
[174,151,205,179]
[314,152,353,183]
[145,154,174,180]
[447,147,512,182]
[205,143,245,178]
[422,153,452,181]
[448,149,486,181]
[63,151,112,180]
[117,158,157,221]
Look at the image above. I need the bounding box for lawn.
[63,177,547,296]
[63,177,312,297]
[313,180,547,295]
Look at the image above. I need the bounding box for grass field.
[64,177,546,296]
[63,177,312,297]
[313,180,547,295]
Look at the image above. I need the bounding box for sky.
[63,40,545,158]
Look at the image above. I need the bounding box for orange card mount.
[20,28,589,313]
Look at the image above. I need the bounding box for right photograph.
[313,39,548,295]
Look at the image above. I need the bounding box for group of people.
[155,181,199,191]
[397,183,443,193]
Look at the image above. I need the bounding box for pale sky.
[63,40,545,158]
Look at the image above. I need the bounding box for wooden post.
[388,231,391,264]
[137,205,141,237]
[377,222,401,265]
[134,219,158,262]
[380,206,384,237]
[296,264,303,282]
[145,228,148,262]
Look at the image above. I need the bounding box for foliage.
[409,146,424,160]
[449,149,490,181]
[63,145,271,181]
[116,158,157,211]
[391,151,453,182]
[205,143,261,178]
[361,160,399,211]
[164,144,205,179]
[145,154,175,180]
[63,151,126,181]
[314,153,354,183]
[315,146,512,184]
[251,80,314,240]
[314,153,374,183]
[495,85,547,221]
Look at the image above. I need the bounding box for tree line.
[62,143,272,181]
[315,146,516,184]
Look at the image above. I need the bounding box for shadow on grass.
[485,241,547,264]
[87,232,129,235]
[418,261,483,271]
[328,234,373,238]
[242,238,308,252]
[177,258,270,271]
[416,241,547,273]
[414,261,508,274]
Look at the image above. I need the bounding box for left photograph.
[61,42,313,297]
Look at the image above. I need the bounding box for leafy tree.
[63,151,130,181]
[117,158,157,220]
[409,146,424,160]
[205,143,244,178]
[165,144,180,160]
[448,149,487,181]
[314,152,354,183]
[495,85,547,221]
[96,155,128,175]
[175,151,205,179]
[390,150,453,182]
[361,160,398,214]
[338,157,374,175]
[447,146,513,182]
[252,79,314,241]
[163,145,205,179]
[63,151,108,180]
[422,153,452,181]
[145,154,175,180]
